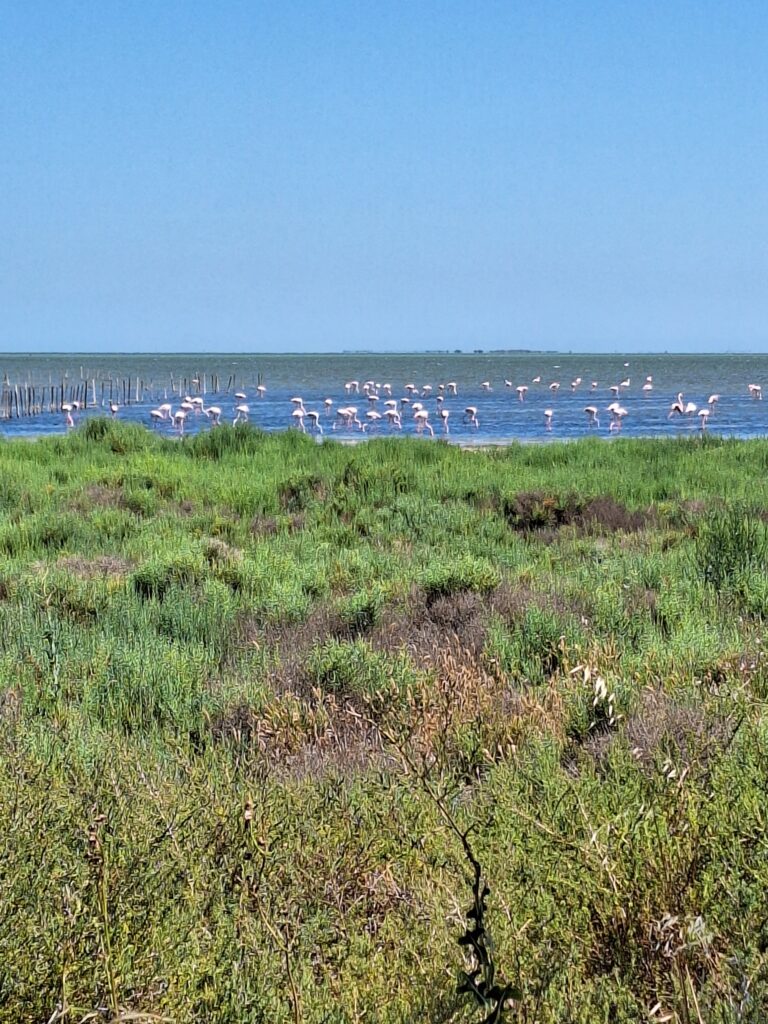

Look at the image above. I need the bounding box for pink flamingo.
[584,405,599,428]
[414,409,434,436]
[306,410,323,434]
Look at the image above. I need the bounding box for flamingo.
[707,394,720,411]
[584,405,599,428]
[291,408,306,432]
[684,401,698,416]
[748,383,762,400]
[203,405,222,425]
[347,406,363,429]
[421,384,432,396]
[233,403,249,425]
[333,407,349,430]
[543,408,553,431]
[642,382,653,394]
[549,382,560,394]
[414,409,434,436]
[463,406,479,428]
[438,408,450,434]
[364,410,382,432]
[698,409,710,430]
[304,410,322,435]
[668,393,685,418]
[480,381,492,391]
[345,380,359,394]
[109,402,119,418]
[571,377,582,391]
[532,376,542,384]
[234,392,247,401]
[384,408,402,429]
[609,405,628,432]
[256,385,267,398]
[62,403,75,429]
[172,409,187,434]
[591,381,598,390]
[446,382,458,395]
[516,385,528,401]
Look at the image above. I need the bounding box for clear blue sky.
[1,1,767,353]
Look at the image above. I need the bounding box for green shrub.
[131,550,206,600]
[420,557,500,602]
[695,505,768,591]
[306,638,414,701]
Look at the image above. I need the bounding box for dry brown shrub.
[384,642,567,775]
[249,514,279,537]
[586,687,733,772]
[209,690,383,780]
[77,483,128,511]
[203,538,242,564]
[54,554,133,579]
[0,687,21,727]
[504,491,650,536]
[371,588,489,668]
[249,512,305,537]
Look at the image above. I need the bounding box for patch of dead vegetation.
[77,483,128,512]
[395,641,563,777]
[370,588,488,668]
[202,537,242,565]
[586,686,736,773]
[371,580,588,670]
[209,690,384,781]
[503,492,650,537]
[0,687,21,728]
[249,512,305,537]
[234,580,587,687]
[54,554,133,579]
[210,638,566,782]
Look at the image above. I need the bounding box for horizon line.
[0,348,767,358]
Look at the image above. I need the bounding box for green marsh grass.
[0,421,767,1022]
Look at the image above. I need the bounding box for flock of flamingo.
[60,369,765,438]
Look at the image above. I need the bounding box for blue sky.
[1,1,767,353]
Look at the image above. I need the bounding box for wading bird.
[584,405,599,427]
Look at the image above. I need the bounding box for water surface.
[0,352,765,443]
